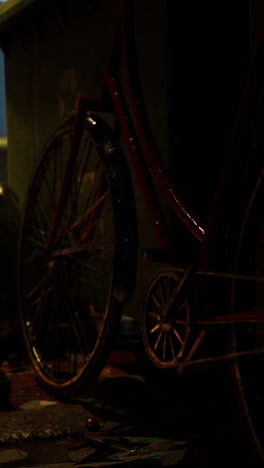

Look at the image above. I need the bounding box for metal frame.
[48,0,264,327]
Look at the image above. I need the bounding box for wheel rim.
[19,122,117,389]
[142,269,190,368]
[230,168,264,462]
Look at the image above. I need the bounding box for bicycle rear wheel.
[18,113,136,397]
[229,163,264,464]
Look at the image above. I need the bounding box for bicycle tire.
[18,112,137,398]
[229,159,264,465]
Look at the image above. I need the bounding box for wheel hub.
[160,322,172,333]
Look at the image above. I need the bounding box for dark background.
[0,0,262,323]
[168,2,250,226]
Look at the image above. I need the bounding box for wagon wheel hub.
[160,322,172,333]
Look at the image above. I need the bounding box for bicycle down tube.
[102,0,205,244]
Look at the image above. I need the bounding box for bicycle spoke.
[25,235,46,250]
[68,300,92,357]
[25,269,52,300]
[77,159,105,236]
[72,273,110,295]
[30,285,53,343]
[66,140,92,232]
[71,258,112,283]
[62,190,109,239]
[18,114,130,396]
[43,171,57,214]
[79,203,111,244]
[34,194,52,236]
[50,237,115,258]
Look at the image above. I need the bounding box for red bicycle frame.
[100,0,264,254]
[47,0,264,325]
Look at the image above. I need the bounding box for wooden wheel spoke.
[150,323,160,334]
[168,332,175,359]
[166,276,172,302]
[154,331,162,351]
[148,311,160,320]
[157,280,165,306]
[151,292,162,309]
[174,302,188,314]
[174,319,188,326]
[172,326,184,345]
[163,333,167,361]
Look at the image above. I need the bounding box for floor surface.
[0,325,260,467]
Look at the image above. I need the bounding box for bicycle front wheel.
[229,163,264,464]
[18,113,136,397]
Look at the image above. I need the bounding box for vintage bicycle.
[17,1,264,464]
